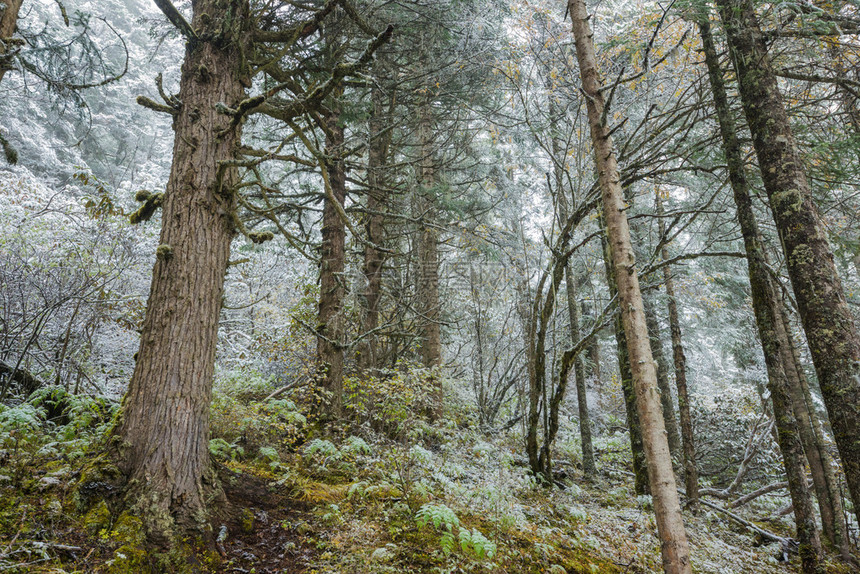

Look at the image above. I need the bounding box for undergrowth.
[0,367,849,573]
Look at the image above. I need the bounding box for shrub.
[344,362,443,440]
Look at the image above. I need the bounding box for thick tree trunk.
[643,292,682,462]
[568,1,691,571]
[601,220,649,495]
[656,192,699,511]
[115,0,249,543]
[698,17,821,571]
[317,101,346,417]
[358,73,391,371]
[716,0,860,530]
[0,0,23,85]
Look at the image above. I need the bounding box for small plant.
[208,438,244,461]
[458,527,497,559]
[416,503,460,531]
[304,438,339,459]
[342,435,372,456]
[415,503,497,560]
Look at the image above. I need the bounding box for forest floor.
[0,379,856,573]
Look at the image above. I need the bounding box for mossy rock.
[73,454,123,513]
[104,512,149,573]
[111,512,147,546]
[84,500,112,535]
[239,507,255,534]
[108,543,151,574]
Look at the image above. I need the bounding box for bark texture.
[358,70,391,370]
[569,1,691,570]
[601,220,649,495]
[115,0,250,542]
[716,0,860,530]
[698,17,821,570]
[317,99,347,417]
[416,101,442,370]
[0,0,23,85]
[779,303,848,554]
[0,0,24,163]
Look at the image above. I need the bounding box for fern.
[459,527,497,559]
[304,438,339,458]
[342,435,372,456]
[416,504,497,561]
[209,438,243,460]
[258,446,279,462]
[440,531,456,555]
[415,503,459,531]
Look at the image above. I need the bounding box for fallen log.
[0,360,46,399]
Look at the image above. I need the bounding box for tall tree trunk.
[601,218,649,495]
[715,0,860,530]
[643,292,682,462]
[565,267,597,478]
[568,1,691,571]
[698,16,821,570]
[114,0,250,543]
[656,191,699,511]
[553,124,596,479]
[359,66,392,371]
[416,101,442,370]
[317,98,346,417]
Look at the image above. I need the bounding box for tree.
[567,0,691,571]
[715,0,860,531]
[656,190,699,510]
[698,16,821,570]
[107,0,391,545]
[113,0,254,544]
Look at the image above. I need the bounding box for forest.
[1,0,860,572]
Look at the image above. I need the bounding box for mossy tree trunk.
[0,0,24,163]
[568,0,691,570]
[698,16,821,571]
[317,95,347,417]
[114,0,250,544]
[715,0,860,531]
